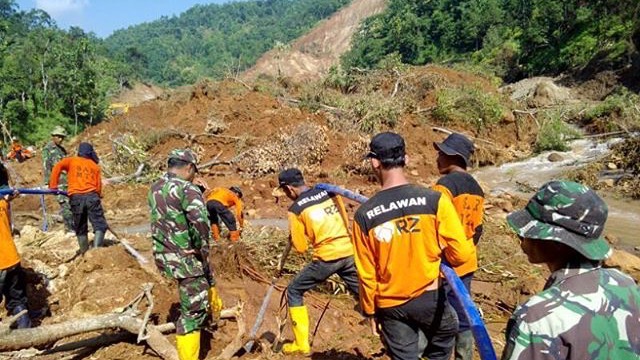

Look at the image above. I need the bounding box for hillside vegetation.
[343,0,640,82]
[0,0,127,144]
[105,0,350,86]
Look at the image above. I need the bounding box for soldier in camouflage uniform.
[42,126,74,232]
[148,149,223,360]
[503,180,640,360]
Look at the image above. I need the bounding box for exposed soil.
[4,64,637,360]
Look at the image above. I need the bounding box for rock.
[599,179,615,188]
[605,234,619,245]
[496,199,514,213]
[410,170,419,176]
[607,162,618,170]
[501,110,516,124]
[246,209,257,218]
[604,249,640,282]
[547,153,564,162]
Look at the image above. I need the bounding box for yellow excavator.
[107,103,130,117]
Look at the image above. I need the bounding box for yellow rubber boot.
[176,331,200,360]
[282,305,311,355]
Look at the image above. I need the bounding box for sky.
[15,0,235,38]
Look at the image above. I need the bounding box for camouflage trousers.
[176,275,210,334]
[57,194,74,232]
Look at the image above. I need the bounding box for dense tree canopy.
[343,0,640,81]
[105,0,350,86]
[0,0,127,145]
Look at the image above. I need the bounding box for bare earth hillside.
[243,0,387,81]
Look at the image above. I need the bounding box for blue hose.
[0,188,68,196]
[314,183,498,360]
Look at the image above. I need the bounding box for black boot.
[94,230,105,248]
[77,235,89,254]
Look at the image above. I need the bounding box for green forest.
[343,0,640,81]
[0,0,349,144]
[104,0,350,86]
[0,0,127,144]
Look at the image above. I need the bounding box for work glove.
[229,230,241,242]
[208,286,223,320]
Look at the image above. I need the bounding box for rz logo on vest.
[396,217,420,233]
[324,204,339,215]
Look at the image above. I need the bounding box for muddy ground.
[1,66,638,360]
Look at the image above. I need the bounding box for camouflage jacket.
[502,260,640,360]
[42,141,68,186]
[148,172,212,281]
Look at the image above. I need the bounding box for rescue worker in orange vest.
[205,186,244,242]
[49,142,107,254]
[352,132,472,360]
[431,133,485,360]
[7,137,34,163]
[277,168,360,355]
[0,162,31,328]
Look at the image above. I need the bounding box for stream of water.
[473,138,640,248]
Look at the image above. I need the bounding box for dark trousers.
[69,192,108,236]
[287,256,360,307]
[377,287,458,360]
[443,272,474,332]
[0,265,28,314]
[206,200,237,231]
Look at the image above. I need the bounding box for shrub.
[534,112,581,152]
[583,89,640,132]
[432,87,505,130]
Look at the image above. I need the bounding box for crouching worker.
[205,186,244,242]
[277,168,360,355]
[148,150,223,360]
[503,180,640,360]
[49,142,107,254]
[0,163,31,328]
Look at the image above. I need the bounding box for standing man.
[49,142,107,253]
[352,132,472,360]
[0,163,31,329]
[7,137,33,163]
[431,133,484,360]
[42,125,74,232]
[205,186,244,242]
[277,168,360,355]
[148,149,223,360]
[502,180,640,360]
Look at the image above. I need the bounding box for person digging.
[205,186,244,242]
[49,142,107,254]
[276,168,360,355]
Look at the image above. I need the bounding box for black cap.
[433,133,474,167]
[365,132,406,161]
[278,168,305,187]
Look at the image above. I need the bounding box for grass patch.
[534,111,581,152]
[583,89,640,133]
[433,86,506,130]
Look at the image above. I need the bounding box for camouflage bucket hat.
[168,149,199,172]
[507,180,612,260]
[51,125,67,137]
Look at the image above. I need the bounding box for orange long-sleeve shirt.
[352,184,471,316]
[288,188,353,261]
[49,156,102,196]
[432,171,484,277]
[206,188,243,226]
[0,199,20,270]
